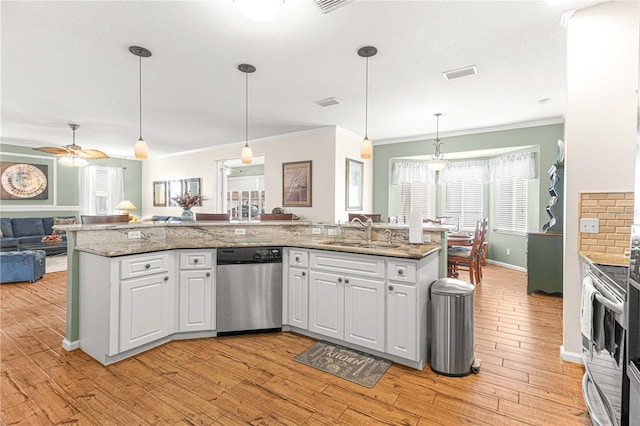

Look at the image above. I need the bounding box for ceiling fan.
[33,124,109,167]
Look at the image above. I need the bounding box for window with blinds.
[494,177,528,234]
[391,182,433,219]
[443,180,484,230]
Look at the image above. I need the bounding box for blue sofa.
[0,250,46,283]
[0,217,71,255]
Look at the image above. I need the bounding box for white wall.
[334,127,374,223]
[142,127,341,222]
[563,1,639,357]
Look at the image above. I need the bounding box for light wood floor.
[1,265,590,425]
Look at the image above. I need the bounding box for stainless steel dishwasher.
[216,247,282,335]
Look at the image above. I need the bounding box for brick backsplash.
[579,192,633,254]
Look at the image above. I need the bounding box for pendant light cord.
[139,55,143,140]
[365,57,369,139]
[245,72,249,147]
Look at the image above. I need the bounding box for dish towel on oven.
[580,275,598,341]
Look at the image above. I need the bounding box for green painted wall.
[373,123,564,268]
[0,143,142,219]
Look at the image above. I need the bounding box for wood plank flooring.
[1,265,590,425]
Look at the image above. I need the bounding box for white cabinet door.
[386,282,417,360]
[120,273,172,352]
[288,267,308,329]
[308,270,344,339]
[344,276,385,352]
[179,270,213,332]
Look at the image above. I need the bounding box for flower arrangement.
[173,192,204,209]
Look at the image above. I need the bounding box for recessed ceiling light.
[443,65,478,81]
[315,97,341,107]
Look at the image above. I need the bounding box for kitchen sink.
[319,240,400,249]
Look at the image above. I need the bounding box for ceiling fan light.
[73,157,89,167]
[426,159,449,172]
[360,137,372,159]
[58,155,74,167]
[235,0,283,22]
[134,138,148,160]
[241,144,253,164]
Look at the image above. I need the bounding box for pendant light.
[129,46,152,160]
[358,46,377,160]
[239,63,256,165]
[426,113,449,171]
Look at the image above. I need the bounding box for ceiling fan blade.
[33,146,70,155]
[77,149,110,159]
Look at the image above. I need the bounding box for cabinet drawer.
[289,249,309,268]
[310,250,384,278]
[179,251,213,269]
[387,260,417,283]
[120,253,170,280]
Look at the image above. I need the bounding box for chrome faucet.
[350,217,373,242]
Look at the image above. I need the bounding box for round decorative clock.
[1,164,48,198]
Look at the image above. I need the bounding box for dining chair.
[259,213,293,221]
[476,217,489,280]
[348,213,381,223]
[447,219,483,284]
[80,214,130,224]
[196,213,230,221]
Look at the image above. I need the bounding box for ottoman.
[0,250,46,283]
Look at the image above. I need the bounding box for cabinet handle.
[164,276,169,281]
[389,285,394,291]
[302,272,306,276]
[145,264,151,269]
[206,272,211,277]
[338,277,342,283]
[398,269,404,275]
[295,256,300,262]
[345,278,349,284]
[194,259,199,264]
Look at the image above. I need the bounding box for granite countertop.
[75,235,441,259]
[579,251,629,267]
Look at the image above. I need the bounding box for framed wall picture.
[346,158,363,210]
[168,179,183,206]
[282,161,312,207]
[0,162,49,200]
[153,181,167,207]
[184,177,201,206]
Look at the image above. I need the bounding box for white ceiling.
[1,0,602,160]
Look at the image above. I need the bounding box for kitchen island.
[60,221,447,369]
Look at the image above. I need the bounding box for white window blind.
[391,182,433,219]
[494,177,528,233]
[443,180,484,230]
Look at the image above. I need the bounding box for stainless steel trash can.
[430,278,476,376]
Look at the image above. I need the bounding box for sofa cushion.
[43,217,54,235]
[0,237,19,249]
[52,217,76,235]
[0,218,13,238]
[12,218,45,237]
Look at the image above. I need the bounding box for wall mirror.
[346,158,363,210]
[184,177,201,206]
[153,181,167,206]
[168,179,183,206]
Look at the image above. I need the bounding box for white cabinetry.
[286,248,309,329]
[386,260,418,360]
[79,251,175,365]
[308,250,385,352]
[177,250,215,333]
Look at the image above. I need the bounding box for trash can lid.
[431,278,474,296]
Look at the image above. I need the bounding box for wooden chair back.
[80,214,130,224]
[448,218,484,284]
[348,213,381,223]
[196,213,230,221]
[259,213,293,221]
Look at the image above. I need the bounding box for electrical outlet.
[128,231,141,239]
[234,228,246,235]
[506,248,511,256]
[580,218,599,233]
[312,227,321,235]
[327,228,336,236]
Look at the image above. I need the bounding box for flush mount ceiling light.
[34,123,109,167]
[358,46,377,160]
[130,46,152,160]
[239,63,256,165]
[235,0,283,23]
[426,113,449,172]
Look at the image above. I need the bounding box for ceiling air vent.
[313,0,352,14]
[443,65,478,81]
[315,97,341,107]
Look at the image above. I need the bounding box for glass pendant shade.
[360,137,372,159]
[426,159,449,171]
[241,144,253,164]
[235,0,283,22]
[58,154,88,168]
[134,138,148,160]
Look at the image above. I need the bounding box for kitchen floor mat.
[293,341,391,388]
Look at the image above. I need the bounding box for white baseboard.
[487,259,526,273]
[560,345,583,364]
[62,338,80,351]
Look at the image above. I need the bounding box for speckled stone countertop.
[66,221,445,259]
[579,251,629,267]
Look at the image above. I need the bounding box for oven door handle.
[594,292,624,315]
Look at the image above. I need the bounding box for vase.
[181,207,194,221]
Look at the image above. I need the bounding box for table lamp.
[116,200,137,221]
